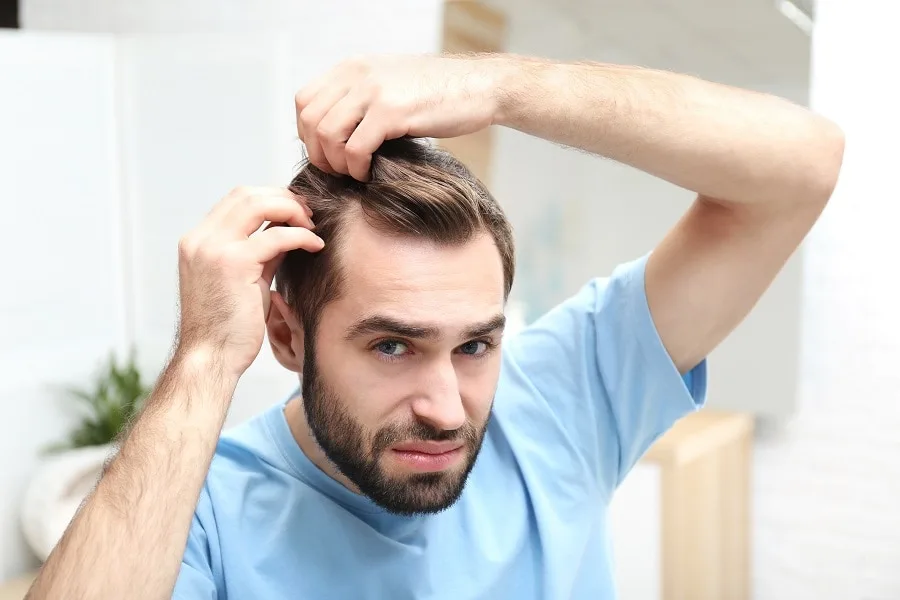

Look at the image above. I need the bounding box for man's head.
[268,137,515,516]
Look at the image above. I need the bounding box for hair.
[276,137,515,344]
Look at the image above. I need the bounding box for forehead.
[330,214,505,327]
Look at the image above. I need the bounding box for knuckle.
[343,55,368,71]
[178,235,197,257]
[299,108,320,131]
[242,194,270,212]
[267,226,289,242]
[344,140,365,157]
[354,79,379,103]
[373,90,405,115]
[231,185,252,198]
[294,89,312,110]
[368,80,385,102]
[194,243,218,263]
[315,122,336,140]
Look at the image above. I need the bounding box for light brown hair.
[276,137,515,343]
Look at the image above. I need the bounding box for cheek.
[458,356,502,418]
[318,342,409,423]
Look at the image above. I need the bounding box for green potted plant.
[45,349,152,453]
[21,349,154,561]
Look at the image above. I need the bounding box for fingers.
[345,113,393,181]
[295,78,326,140]
[304,99,401,182]
[295,67,340,141]
[316,92,368,177]
[261,252,286,288]
[228,187,310,218]
[225,193,315,237]
[204,187,310,228]
[297,83,352,174]
[250,225,325,265]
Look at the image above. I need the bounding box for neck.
[283,394,363,495]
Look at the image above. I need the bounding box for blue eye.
[375,340,408,357]
[459,341,488,356]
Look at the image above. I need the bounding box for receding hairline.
[318,203,506,296]
[276,137,516,338]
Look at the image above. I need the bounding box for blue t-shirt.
[173,254,707,599]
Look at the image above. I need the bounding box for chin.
[365,462,473,516]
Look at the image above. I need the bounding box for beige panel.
[442,0,507,53]
[645,411,754,600]
[0,572,34,600]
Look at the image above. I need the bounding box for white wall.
[0,3,443,577]
[0,31,125,580]
[21,0,443,35]
[752,1,900,597]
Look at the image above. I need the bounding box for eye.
[374,340,409,357]
[458,340,490,357]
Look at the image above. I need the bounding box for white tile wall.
[0,31,124,580]
[750,1,900,597]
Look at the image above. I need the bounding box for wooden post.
[644,411,754,600]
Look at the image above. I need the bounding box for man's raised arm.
[26,187,322,599]
[295,53,844,374]
[490,58,844,373]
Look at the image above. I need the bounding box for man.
[28,53,843,599]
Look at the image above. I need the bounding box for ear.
[266,291,304,373]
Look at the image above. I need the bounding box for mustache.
[371,419,481,455]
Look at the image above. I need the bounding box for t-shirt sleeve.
[503,253,707,496]
[172,507,218,599]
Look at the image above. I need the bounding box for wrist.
[169,344,241,398]
[486,55,522,128]
[488,55,552,129]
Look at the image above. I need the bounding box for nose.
[411,358,466,432]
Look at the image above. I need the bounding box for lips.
[391,441,463,455]
[389,441,465,473]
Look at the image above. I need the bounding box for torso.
[199,389,618,600]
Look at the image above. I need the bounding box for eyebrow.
[344,313,506,342]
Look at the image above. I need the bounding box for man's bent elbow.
[806,116,846,208]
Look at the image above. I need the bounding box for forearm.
[28,350,236,600]
[491,57,844,207]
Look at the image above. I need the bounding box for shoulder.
[176,411,285,598]
[490,258,650,478]
[189,403,300,542]
[501,254,649,373]
[202,404,299,498]
[494,253,705,492]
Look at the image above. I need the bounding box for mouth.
[389,441,465,473]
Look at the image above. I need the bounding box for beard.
[301,348,490,517]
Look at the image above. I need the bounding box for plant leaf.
[44,346,155,453]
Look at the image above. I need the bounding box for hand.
[175,187,324,377]
[295,54,503,181]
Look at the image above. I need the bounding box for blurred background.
[0,0,895,598]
